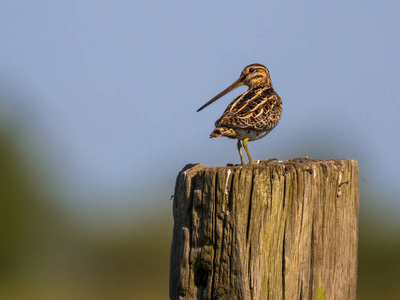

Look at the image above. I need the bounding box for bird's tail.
[210,127,237,139]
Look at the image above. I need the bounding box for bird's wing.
[215,88,282,131]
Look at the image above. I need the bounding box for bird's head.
[239,64,271,88]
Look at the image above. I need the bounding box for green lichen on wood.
[316,283,325,300]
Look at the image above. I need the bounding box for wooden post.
[169,158,359,300]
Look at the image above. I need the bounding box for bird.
[197,63,282,165]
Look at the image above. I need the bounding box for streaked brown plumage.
[197,63,282,164]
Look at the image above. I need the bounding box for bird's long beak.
[197,78,243,112]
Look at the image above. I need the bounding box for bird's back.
[215,86,282,132]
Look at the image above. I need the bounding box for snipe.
[197,63,282,165]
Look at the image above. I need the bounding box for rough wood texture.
[170,158,359,300]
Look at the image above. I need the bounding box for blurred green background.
[1,1,400,299]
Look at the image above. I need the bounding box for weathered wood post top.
[170,158,359,300]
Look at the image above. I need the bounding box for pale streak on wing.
[227,88,265,115]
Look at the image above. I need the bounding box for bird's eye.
[249,68,255,73]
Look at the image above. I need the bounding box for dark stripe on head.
[247,63,267,69]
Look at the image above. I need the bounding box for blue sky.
[1,1,399,215]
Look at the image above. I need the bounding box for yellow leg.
[237,140,245,165]
[243,138,254,164]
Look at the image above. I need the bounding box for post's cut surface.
[169,158,359,300]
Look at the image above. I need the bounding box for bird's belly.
[235,129,271,141]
